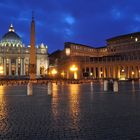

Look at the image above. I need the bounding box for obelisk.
[29,14,36,80]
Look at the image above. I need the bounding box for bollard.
[113,81,118,92]
[27,82,33,96]
[132,80,134,85]
[104,80,108,91]
[48,82,52,95]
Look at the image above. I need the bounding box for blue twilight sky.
[0,0,140,53]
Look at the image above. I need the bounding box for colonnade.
[83,65,140,79]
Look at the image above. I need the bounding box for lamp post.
[132,71,134,79]
[61,71,65,79]
[70,65,78,79]
[51,69,57,79]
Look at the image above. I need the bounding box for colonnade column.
[108,66,110,78]
[98,67,101,78]
[115,66,118,78]
[126,66,130,78]
[138,66,140,78]
[128,66,131,78]
[135,66,138,78]
[113,66,115,79]
[110,66,112,78]
[103,67,106,78]
[117,66,120,79]
[94,67,96,78]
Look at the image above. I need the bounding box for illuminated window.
[65,48,70,56]
[135,37,138,42]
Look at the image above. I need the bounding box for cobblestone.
[0,81,140,139]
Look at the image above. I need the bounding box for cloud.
[134,15,140,22]
[0,0,140,53]
[111,8,123,20]
[64,28,74,38]
[0,2,17,9]
[64,15,75,25]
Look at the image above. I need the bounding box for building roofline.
[65,42,107,49]
[65,42,96,49]
[95,46,107,49]
[106,32,140,42]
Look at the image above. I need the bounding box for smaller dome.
[0,24,22,47]
[40,43,45,48]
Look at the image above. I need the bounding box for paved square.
[0,81,140,139]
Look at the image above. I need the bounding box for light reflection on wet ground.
[0,81,140,139]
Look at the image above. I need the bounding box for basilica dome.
[0,24,22,47]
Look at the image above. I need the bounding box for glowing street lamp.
[90,72,93,76]
[51,69,57,75]
[70,65,78,71]
[132,71,135,78]
[61,71,65,78]
[70,65,78,79]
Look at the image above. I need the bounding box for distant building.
[49,32,140,80]
[0,24,49,77]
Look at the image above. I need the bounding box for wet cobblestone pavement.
[0,81,140,139]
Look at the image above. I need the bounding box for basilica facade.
[0,24,49,77]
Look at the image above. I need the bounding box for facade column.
[16,59,18,76]
[3,58,6,75]
[20,58,24,75]
[9,59,11,75]
[23,58,25,75]
[37,58,40,76]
